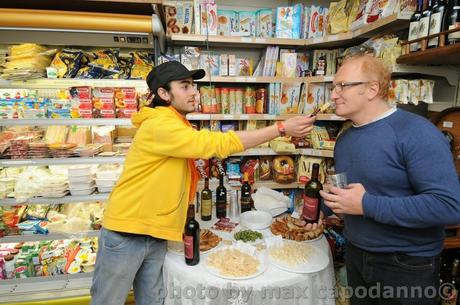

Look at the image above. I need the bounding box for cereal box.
[228,54,236,76]
[200,54,220,76]
[280,52,297,78]
[181,46,201,70]
[275,5,302,39]
[200,0,218,36]
[279,83,301,114]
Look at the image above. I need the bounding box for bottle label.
[201,199,212,217]
[409,21,420,52]
[428,12,443,47]
[448,23,460,40]
[302,195,319,221]
[184,235,194,259]
[241,198,251,213]
[419,16,430,38]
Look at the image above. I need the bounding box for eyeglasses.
[330,81,370,94]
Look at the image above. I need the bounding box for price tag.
[223,115,233,120]
[313,37,322,44]
[328,35,339,41]
[240,115,249,120]
[255,38,266,43]
[246,77,256,82]
[443,121,454,128]
[241,37,252,43]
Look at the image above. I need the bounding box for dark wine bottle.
[184,203,200,266]
[240,172,252,213]
[201,177,212,221]
[444,0,460,44]
[428,0,446,48]
[302,163,323,223]
[215,174,227,218]
[409,0,424,52]
[419,0,433,50]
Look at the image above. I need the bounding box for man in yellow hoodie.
[90,61,317,305]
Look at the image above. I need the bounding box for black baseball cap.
[146,61,205,96]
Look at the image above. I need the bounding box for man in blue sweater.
[320,54,460,305]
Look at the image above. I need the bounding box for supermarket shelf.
[305,13,410,48]
[169,14,409,49]
[397,42,460,66]
[392,64,459,86]
[186,113,345,121]
[168,34,305,47]
[195,75,334,83]
[0,118,133,126]
[0,156,125,167]
[0,273,93,304]
[298,148,334,158]
[199,179,301,190]
[0,230,100,243]
[232,148,296,156]
[0,78,147,89]
[0,193,110,206]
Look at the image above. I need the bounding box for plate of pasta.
[267,239,329,274]
[205,242,266,280]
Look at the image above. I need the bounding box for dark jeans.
[345,242,440,305]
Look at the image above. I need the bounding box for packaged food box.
[304,83,325,115]
[201,0,218,36]
[220,54,229,76]
[200,54,220,76]
[256,8,273,38]
[279,83,301,114]
[164,1,193,35]
[276,5,302,39]
[217,9,239,36]
[180,46,201,70]
[238,11,256,37]
[308,6,324,39]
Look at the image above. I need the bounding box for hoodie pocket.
[156,190,185,216]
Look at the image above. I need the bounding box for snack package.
[351,0,372,30]
[238,11,256,37]
[195,159,210,179]
[256,8,273,38]
[272,155,296,184]
[164,1,193,35]
[303,83,325,115]
[297,156,326,184]
[92,88,115,118]
[279,83,301,114]
[130,52,154,80]
[50,49,83,78]
[420,79,435,104]
[408,79,421,105]
[200,54,220,76]
[210,158,226,178]
[308,6,324,39]
[328,0,349,34]
[259,156,273,181]
[201,0,218,36]
[181,46,201,70]
[241,158,259,184]
[114,88,138,118]
[217,10,239,36]
[117,56,133,80]
[280,52,297,78]
[275,5,302,39]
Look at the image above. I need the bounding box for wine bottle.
[444,0,460,44]
[409,0,424,52]
[441,258,460,304]
[419,0,433,50]
[215,174,227,218]
[240,172,252,213]
[428,0,446,48]
[302,163,323,223]
[201,177,212,221]
[183,204,200,266]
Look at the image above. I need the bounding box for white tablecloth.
[163,235,336,305]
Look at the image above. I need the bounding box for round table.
[163,234,336,305]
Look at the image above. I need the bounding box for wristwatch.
[276,121,286,137]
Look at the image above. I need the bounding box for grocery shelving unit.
[0,230,100,243]
[0,156,125,167]
[0,193,110,206]
[0,118,132,126]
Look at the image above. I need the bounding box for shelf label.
[2,160,31,165]
[241,37,252,43]
[255,38,266,43]
[236,77,246,82]
[246,77,256,82]
[222,115,233,120]
[187,114,209,120]
[328,35,339,41]
[263,115,276,120]
[240,115,249,120]
[443,121,454,128]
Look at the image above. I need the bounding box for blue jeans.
[90,228,167,305]
[345,242,440,305]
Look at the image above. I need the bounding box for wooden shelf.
[169,14,409,48]
[0,78,147,89]
[397,43,460,65]
[168,34,305,47]
[185,113,344,121]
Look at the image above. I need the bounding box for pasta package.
[328,0,349,34]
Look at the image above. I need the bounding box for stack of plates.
[68,166,96,196]
[40,178,69,198]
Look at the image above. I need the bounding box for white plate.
[302,234,324,243]
[269,241,329,274]
[240,210,273,230]
[204,245,266,280]
[167,240,219,255]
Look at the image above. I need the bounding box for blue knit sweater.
[335,109,460,256]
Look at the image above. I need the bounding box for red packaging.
[194,159,210,179]
[241,158,259,184]
[210,158,226,178]
[70,86,91,100]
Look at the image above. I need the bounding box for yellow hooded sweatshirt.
[102,106,244,241]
